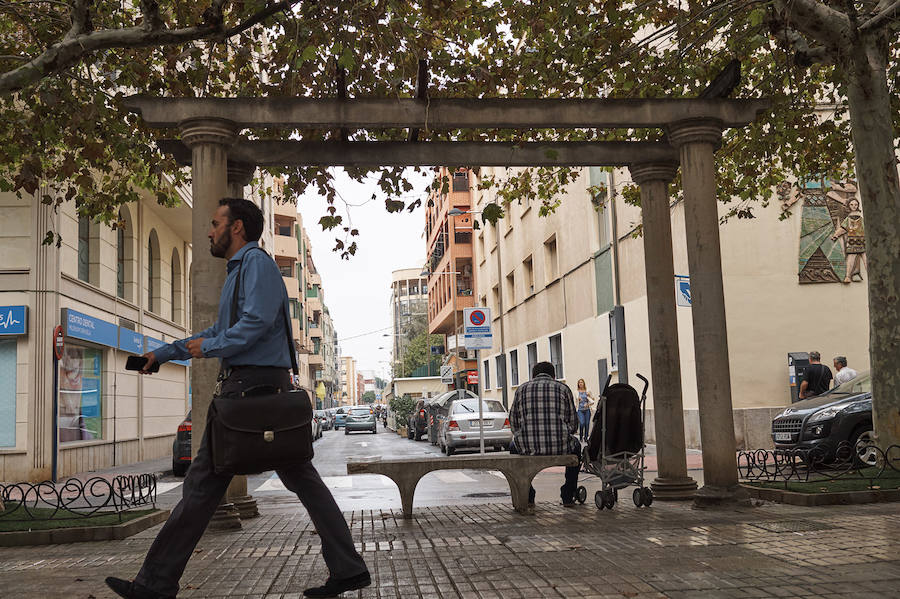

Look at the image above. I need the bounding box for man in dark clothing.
[105,198,369,599]
[509,361,581,507]
[799,350,833,399]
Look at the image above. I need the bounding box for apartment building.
[424,168,479,390]
[389,268,428,376]
[0,187,194,481]
[473,166,870,448]
[340,356,358,405]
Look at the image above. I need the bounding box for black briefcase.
[208,247,313,475]
[209,386,314,475]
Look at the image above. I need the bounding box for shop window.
[59,345,103,442]
[549,334,564,379]
[171,248,183,324]
[0,339,16,447]
[147,229,161,314]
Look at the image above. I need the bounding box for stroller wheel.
[603,489,615,509]
[633,488,644,507]
[576,486,587,504]
[641,487,653,507]
[594,490,605,510]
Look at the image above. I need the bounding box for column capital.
[629,161,679,185]
[666,118,724,149]
[227,161,256,187]
[179,118,237,148]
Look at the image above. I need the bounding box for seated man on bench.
[509,361,581,508]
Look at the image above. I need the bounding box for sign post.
[463,308,492,454]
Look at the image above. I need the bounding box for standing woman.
[575,379,595,442]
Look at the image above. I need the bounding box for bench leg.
[499,470,534,514]
[388,475,422,519]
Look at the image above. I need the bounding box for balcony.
[309,353,324,366]
[283,276,300,299]
[274,201,297,218]
[308,272,321,286]
[307,294,322,313]
[274,234,298,259]
[428,293,474,335]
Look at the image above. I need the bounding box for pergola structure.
[125,91,768,524]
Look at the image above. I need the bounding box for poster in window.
[59,346,102,441]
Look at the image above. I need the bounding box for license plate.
[774,432,792,442]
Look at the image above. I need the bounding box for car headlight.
[808,405,845,423]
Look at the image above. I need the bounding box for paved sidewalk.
[1,494,898,598]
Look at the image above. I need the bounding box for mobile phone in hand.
[126,355,160,373]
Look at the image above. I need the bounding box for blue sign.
[118,328,144,354]
[0,305,27,335]
[145,335,189,366]
[62,308,118,347]
[675,275,692,308]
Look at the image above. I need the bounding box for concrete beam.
[156,139,679,167]
[125,97,769,130]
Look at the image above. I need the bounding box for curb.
[742,484,900,506]
[0,509,170,547]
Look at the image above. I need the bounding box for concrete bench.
[346,454,578,518]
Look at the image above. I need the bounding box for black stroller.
[575,373,653,510]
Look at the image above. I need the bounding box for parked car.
[315,409,332,431]
[172,410,192,476]
[407,399,428,441]
[772,371,874,465]
[325,407,338,428]
[344,405,377,434]
[334,406,349,429]
[311,412,323,440]
[440,398,511,456]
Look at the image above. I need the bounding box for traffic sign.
[440,365,453,384]
[675,275,691,307]
[463,307,492,349]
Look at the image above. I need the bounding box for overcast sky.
[297,168,432,380]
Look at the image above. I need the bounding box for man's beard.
[210,229,231,258]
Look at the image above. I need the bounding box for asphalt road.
[153,422,688,513]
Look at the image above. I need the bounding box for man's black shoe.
[303,571,371,598]
[105,577,174,599]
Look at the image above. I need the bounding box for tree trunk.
[844,36,900,452]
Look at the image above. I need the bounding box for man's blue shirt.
[154,242,292,368]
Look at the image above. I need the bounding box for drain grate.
[750,520,831,533]
[463,491,511,498]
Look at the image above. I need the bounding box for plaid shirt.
[509,373,578,455]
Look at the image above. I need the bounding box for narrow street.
[152,424,651,514]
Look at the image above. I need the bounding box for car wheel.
[173,460,188,477]
[446,445,455,456]
[344,428,349,435]
[851,426,878,467]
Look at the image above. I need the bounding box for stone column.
[666,119,750,507]
[629,162,698,500]
[179,118,242,529]
[221,161,260,520]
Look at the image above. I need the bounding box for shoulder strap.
[229,247,298,376]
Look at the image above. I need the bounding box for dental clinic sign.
[0,305,27,335]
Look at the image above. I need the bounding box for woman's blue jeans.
[577,409,591,441]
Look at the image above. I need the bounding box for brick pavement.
[1,495,898,598]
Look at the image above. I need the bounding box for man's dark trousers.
[509,439,581,504]
[134,367,367,597]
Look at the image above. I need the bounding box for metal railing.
[738,443,900,488]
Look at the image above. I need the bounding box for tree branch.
[772,0,852,45]
[64,0,93,41]
[0,0,302,96]
[859,0,900,30]
[140,0,164,32]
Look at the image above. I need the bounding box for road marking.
[155,482,183,494]
[255,478,287,492]
[321,476,353,488]
[433,471,476,483]
[355,442,369,448]
[489,471,506,480]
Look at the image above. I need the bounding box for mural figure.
[788,179,864,285]
[831,196,866,283]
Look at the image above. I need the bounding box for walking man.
[106,198,369,599]
[509,361,581,508]
[798,351,833,399]
[833,356,858,387]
